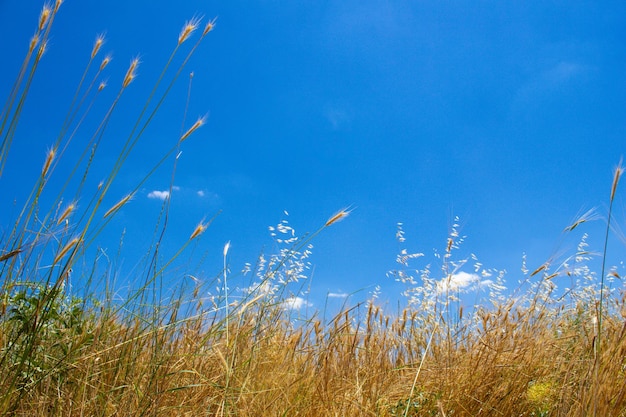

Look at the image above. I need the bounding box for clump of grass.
[1,3,626,417]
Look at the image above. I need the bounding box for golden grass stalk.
[36,39,47,60]
[610,161,623,202]
[122,58,140,88]
[530,263,548,277]
[103,193,133,219]
[0,248,22,263]
[563,208,599,232]
[41,147,55,177]
[325,207,352,227]
[91,34,105,59]
[53,236,80,264]
[57,202,76,225]
[28,34,40,54]
[38,5,51,32]
[99,54,111,71]
[203,18,217,36]
[595,159,625,414]
[178,17,201,45]
[189,220,209,240]
[179,115,206,142]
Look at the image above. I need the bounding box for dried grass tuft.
[122,57,140,88]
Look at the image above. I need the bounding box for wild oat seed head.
[39,5,51,31]
[98,81,107,91]
[53,237,80,265]
[29,34,39,53]
[530,263,548,277]
[563,208,599,232]
[99,55,111,71]
[54,0,63,12]
[203,17,217,36]
[103,193,133,219]
[325,207,352,227]
[610,161,623,202]
[91,34,105,59]
[179,115,206,142]
[122,58,140,88]
[178,17,201,45]
[57,202,76,225]
[42,147,55,176]
[190,221,208,240]
[36,40,48,60]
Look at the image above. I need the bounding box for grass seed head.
[42,147,55,177]
[99,55,111,71]
[103,193,133,219]
[39,5,51,31]
[179,115,206,142]
[530,263,548,277]
[57,202,76,225]
[563,208,599,232]
[91,34,105,59]
[610,160,623,202]
[54,237,80,264]
[36,40,48,60]
[190,220,209,240]
[178,17,201,45]
[325,207,352,227]
[122,58,140,88]
[29,34,40,53]
[203,18,217,36]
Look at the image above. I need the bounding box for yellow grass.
[0,3,625,416]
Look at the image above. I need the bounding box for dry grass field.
[1,3,625,416]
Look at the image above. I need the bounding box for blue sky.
[1,1,625,308]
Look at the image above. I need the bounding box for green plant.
[389,391,441,417]
[1,283,93,391]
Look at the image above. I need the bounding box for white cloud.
[436,271,490,295]
[282,296,313,310]
[147,190,170,200]
[197,190,205,197]
[327,292,349,298]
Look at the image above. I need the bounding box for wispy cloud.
[327,292,349,299]
[147,190,170,201]
[282,296,313,310]
[512,60,591,109]
[324,104,353,131]
[544,61,587,84]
